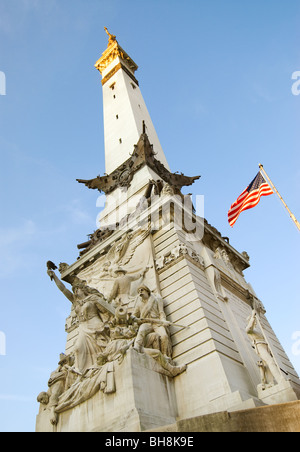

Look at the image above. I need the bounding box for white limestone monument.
[36,29,300,432]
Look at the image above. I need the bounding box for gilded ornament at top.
[94,28,138,75]
[104,27,117,46]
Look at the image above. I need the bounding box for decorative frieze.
[155,242,205,272]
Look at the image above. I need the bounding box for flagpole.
[259,163,300,232]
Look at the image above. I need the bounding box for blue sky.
[0,0,299,432]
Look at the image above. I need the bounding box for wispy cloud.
[0,220,37,278]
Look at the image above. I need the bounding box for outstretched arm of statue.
[47,270,74,303]
[128,266,151,283]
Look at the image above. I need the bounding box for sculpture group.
[38,239,187,426]
[38,228,287,428]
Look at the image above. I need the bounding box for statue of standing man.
[246,309,284,388]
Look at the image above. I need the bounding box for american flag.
[228,172,273,227]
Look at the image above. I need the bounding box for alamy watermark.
[0,71,6,96]
[95,193,205,242]
[0,331,6,356]
[291,71,300,96]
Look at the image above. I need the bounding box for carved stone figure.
[132,285,172,357]
[38,265,187,428]
[104,26,117,46]
[97,306,138,365]
[37,354,78,425]
[99,305,186,377]
[58,262,69,274]
[107,267,149,306]
[171,243,188,260]
[142,348,187,377]
[78,228,113,256]
[246,310,284,388]
[47,269,114,374]
[77,226,158,308]
[214,246,234,271]
[155,255,165,270]
[53,362,116,415]
[161,182,175,196]
[213,267,225,298]
[155,242,204,272]
[103,228,151,271]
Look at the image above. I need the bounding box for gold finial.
[104,27,117,46]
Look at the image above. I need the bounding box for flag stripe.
[228,184,273,216]
[228,173,273,226]
[228,185,273,224]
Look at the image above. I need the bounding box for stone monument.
[36,29,300,432]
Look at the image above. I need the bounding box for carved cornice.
[155,243,205,274]
[95,39,138,75]
[203,219,250,273]
[77,130,200,195]
[101,62,139,86]
[220,272,252,305]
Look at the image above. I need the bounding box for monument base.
[146,400,300,432]
[36,349,177,432]
[257,379,300,405]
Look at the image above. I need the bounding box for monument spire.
[94,28,170,174]
[36,30,300,434]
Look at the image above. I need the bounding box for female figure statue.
[47,268,113,374]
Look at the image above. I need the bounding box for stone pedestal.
[146,400,300,433]
[37,206,300,432]
[257,379,300,406]
[36,350,177,432]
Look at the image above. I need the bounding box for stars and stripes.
[228,171,273,227]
